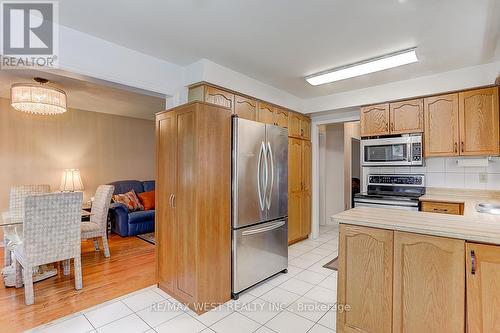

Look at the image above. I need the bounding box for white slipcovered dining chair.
[3,185,51,267]
[13,192,83,305]
[81,185,114,258]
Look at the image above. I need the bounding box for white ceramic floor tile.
[260,287,301,308]
[136,300,183,327]
[266,272,292,286]
[279,278,315,296]
[152,287,173,300]
[286,265,304,277]
[210,312,260,333]
[85,301,133,328]
[237,298,282,324]
[289,257,313,269]
[254,326,275,333]
[96,313,150,333]
[297,252,325,263]
[287,296,330,322]
[265,310,315,333]
[39,315,94,333]
[247,282,276,297]
[226,292,256,307]
[309,323,335,332]
[155,313,206,333]
[188,303,234,326]
[306,262,333,276]
[305,286,337,305]
[317,307,336,331]
[121,290,166,312]
[295,270,327,285]
[318,275,337,291]
[309,248,334,257]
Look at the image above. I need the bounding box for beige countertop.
[332,188,500,245]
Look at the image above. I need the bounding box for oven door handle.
[407,142,412,164]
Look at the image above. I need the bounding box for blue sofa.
[108,180,155,237]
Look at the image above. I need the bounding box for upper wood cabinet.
[234,95,257,121]
[424,94,460,157]
[204,86,234,109]
[389,98,424,134]
[337,224,393,333]
[301,116,311,140]
[459,87,499,156]
[360,103,390,137]
[257,102,276,125]
[466,242,500,333]
[275,107,289,128]
[288,112,302,137]
[393,232,465,333]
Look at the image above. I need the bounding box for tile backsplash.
[362,157,500,192]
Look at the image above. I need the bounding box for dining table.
[1,209,92,287]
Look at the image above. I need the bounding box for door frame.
[311,111,359,239]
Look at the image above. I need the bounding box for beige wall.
[325,123,345,220]
[0,97,155,213]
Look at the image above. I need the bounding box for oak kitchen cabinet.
[289,112,311,139]
[393,232,465,333]
[257,101,275,125]
[234,94,257,121]
[337,224,393,333]
[420,200,464,215]
[361,100,424,137]
[288,137,311,244]
[466,242,500,333]
[337,222,500,333]
[425,87,499,157]
[156,101,231,314]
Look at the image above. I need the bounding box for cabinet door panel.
[393,232,465,333]
[288,192,302,243]
[257,102,275,125]
[288,112,302,138]
[175,109,197,299]
[205,86,234,110]
[156,112,177,290]
[424,94,459,157]
[301,117,311,140]
[275,107,289,128]
[300,192,311,237]
[338,225,393,333]
[459,87,499,156]
[467,243,500,333]
[302,140,311,193]
[234,95,257,121]
[360,104,390,137]
[389,99,423,134]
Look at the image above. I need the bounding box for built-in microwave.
[361,135,423,166]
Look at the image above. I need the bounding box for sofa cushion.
[109,180,144,195]
[128,210,155,224]
[138,191,155,210]
[112,190,144,212]
[143,180,155,192]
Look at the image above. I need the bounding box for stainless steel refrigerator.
[232,117,288,298]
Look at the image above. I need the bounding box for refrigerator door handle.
[257,141,266,211]
[266,141,274,210]
[241,220,286,236]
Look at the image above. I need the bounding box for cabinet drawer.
[421,201,464,215]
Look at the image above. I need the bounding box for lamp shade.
[60,169,84,192]
[11,82,67,115]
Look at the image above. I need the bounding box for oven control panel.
[368,174,425,186]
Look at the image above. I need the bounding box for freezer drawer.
[232,219,288,294]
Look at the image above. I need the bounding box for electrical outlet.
[479,173,488,183]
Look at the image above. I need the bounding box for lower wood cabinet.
[338,225,467,333]
[337,225,393,333]
[420,200,464,215]
[156,102,232,314]
[393,232,465,333]
[466,242,500,333]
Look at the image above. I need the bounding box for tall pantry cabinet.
[155,101,232,314]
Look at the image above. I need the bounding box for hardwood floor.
[0,235,156,333]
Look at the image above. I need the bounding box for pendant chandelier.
[11,77,67,115]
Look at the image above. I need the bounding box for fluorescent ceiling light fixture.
[306,48,418,86]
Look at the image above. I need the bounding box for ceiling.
[0,70,165,120]
[59,0,500,98]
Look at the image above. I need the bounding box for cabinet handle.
[461,142,464,153]
[385,123,388,131]
[433,208,448,212]
[471,250,476,275]
[391,123,394,131]
[172,194,176,208]
[454,142,458,153]
[301,128,304,136]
